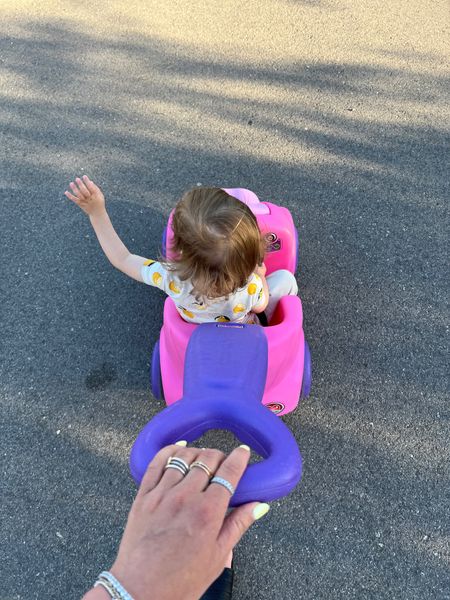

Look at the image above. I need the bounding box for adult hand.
[65,175,106,217]
[87,444,269,600]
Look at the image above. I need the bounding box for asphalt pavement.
[1,1,449,598]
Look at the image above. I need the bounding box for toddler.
[65,176,298,324]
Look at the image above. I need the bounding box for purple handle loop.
[130,323,302,506]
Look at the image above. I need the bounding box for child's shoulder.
[141,260,191,297]
[226,272,263,303]
[241,272,262,293]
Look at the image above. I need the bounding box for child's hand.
[64,175,106,217]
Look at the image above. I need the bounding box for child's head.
[171,187,265,298]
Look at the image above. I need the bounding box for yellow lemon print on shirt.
[179,306,194,319]
[233,304,246,314]
[143,259,155,266]
[152,272,163,286]
[247,283,257,295]
[215,315,231,322]
[169,280,181,294]
[193,301,207,310]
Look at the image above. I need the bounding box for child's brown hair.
[170,187,266,298]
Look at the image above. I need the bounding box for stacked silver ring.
[164,456,190,477]
[164,457,234,496]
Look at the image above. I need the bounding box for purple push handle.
[130,323,302,506]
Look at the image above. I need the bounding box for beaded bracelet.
[94,571,134,600]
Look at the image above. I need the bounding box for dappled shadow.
[1,389,141,598]
[1,17,448,600]
[1,21,448,396]
[236,415,450,599]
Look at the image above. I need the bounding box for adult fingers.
[157,447,202,492]
[204,445,251,512]
[138,443,188,496]
[217,502,270,553]
[182,449,226,492]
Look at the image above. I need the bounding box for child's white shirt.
[141,260,265,324]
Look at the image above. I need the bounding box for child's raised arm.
[65,175,148,282]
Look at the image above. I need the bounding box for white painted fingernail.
[253,503,270,520]
[239,444,251,451]
[175,440,187,447]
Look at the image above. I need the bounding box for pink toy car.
[151,188,311,416]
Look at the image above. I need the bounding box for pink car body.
[153,188,311,416]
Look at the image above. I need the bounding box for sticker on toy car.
[265,232,282,253]
[266,402,285,414]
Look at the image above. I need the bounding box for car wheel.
[151,341,164,400]
[301,340,312,398]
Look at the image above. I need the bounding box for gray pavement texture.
[1,1,449,599]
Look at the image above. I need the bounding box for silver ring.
[164,456,190,476]
[190,461,214,479]
[165,463,188,477]
[210,476,235,496]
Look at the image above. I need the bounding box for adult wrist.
[92,571,136,600]
[82,585,110,599]
[109,564,145,600]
